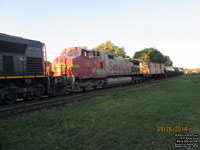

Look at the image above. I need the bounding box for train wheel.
[132,80,136,84]
[92,86,97,90]
[33,90,41,100]
[81,87,86,92]
[5,93,17,104]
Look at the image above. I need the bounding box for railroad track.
[0,77,172,119]
[0,91,109,119]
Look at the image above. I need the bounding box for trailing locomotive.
[0,33,184,104]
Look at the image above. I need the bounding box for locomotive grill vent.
[26,57,43,75]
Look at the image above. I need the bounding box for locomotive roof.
[82,48,114,55]
[0,33,43,54]
[67,47,107,54]
[130,58,143,62]
[0,33,43,45]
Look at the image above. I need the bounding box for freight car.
[164,66,176,77]
[174,67,184,75]
[164,66,184,77]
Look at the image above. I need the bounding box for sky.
[1,0,200,68]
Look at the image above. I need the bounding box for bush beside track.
[0,74,199,150]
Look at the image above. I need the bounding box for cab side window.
[88,52,93,58]
[100,62,103,69]
[83,50,89,57]
[108,55,114,59]
[93,51,96,57]
[83,50,93,58]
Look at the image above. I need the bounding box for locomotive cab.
[56,47,106,91]
[68,48,106,79]
[65,48,96,78]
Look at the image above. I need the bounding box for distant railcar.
[164,66,175,77]
[164,66,184,76]
[140,61,164,79]
[178,68,184,75]
[174,67,184,75]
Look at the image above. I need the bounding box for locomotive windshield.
[67,51,80,56]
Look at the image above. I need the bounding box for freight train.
[0,33,184,104]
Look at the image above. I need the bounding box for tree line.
[92,40,173,66]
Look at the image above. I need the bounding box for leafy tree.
[118,46,126,58]
[93,40,126,57]
[141,53,149,61]
[133,48,173,66]
[148,49,164,63]
[163,55,173,66]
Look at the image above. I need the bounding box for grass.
[0,74,200,150]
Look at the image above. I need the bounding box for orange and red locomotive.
[51,47,165,91]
